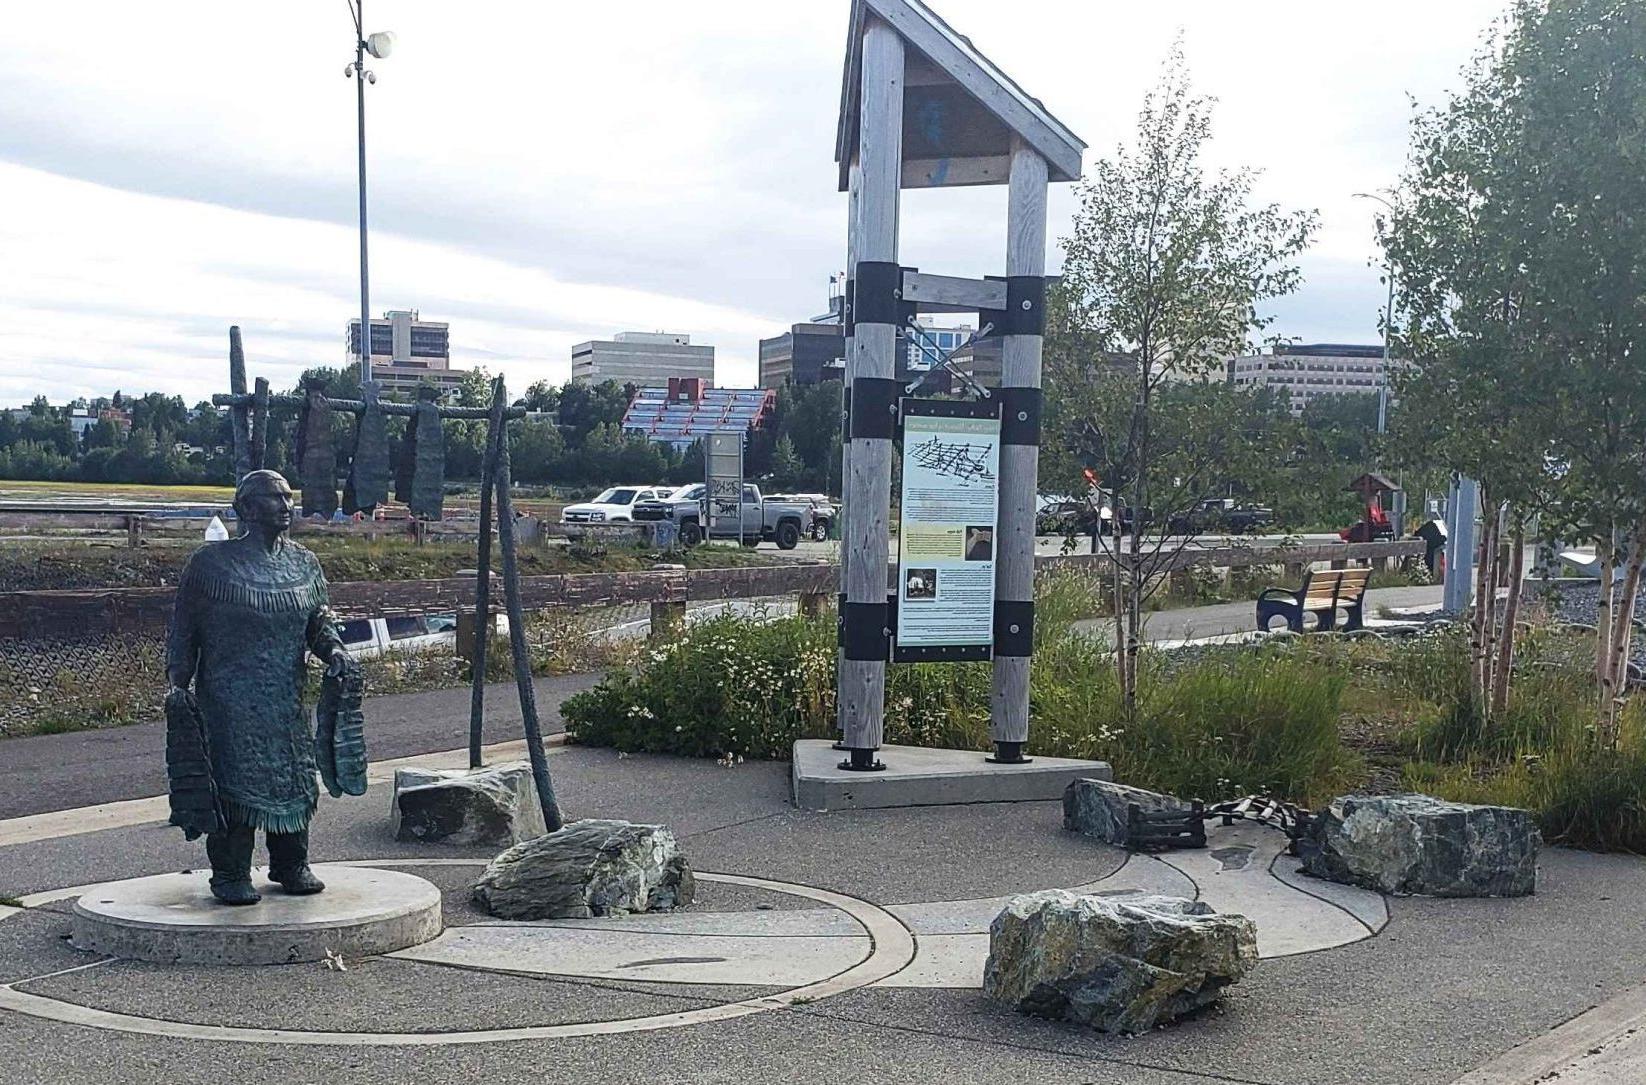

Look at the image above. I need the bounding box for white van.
[337,611,508,660]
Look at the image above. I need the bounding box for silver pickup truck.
[631,483,811,549]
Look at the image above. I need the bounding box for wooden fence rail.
[0,540,1424,642]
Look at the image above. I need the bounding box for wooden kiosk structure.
[833,0,1084,769]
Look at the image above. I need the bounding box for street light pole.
[346,3,393,388]
[1352,192,1397,438]
[354,2,371,387]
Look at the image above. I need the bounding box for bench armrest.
[1256,586,1300,602]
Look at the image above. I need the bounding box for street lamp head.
[365,31,395,59]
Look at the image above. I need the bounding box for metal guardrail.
[0,540,1424,642]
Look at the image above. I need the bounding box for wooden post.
[988,138,1049,762]
[250,377,269,471]
[838,18,902,770]
[228,326,251,479]
[126,514,143,549]
[650,600,687,640]
[491,401,565,833]
[468,378,506,770]
[834,157,862,746]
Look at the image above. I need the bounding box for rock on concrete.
[1063,778,1193,846]
[472,819,695,921]
[984,891,1258,1034]
[392,762,548,847]
[1297,793,1540,897]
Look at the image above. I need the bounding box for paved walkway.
[1072,584,1444,643]
[8,580,1642,1085]
[2,725,1644,1083]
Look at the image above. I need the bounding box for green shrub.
[564,610,1354,806]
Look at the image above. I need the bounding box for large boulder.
[1064,778,1193,847]
[392,762,547,847]
[473,819,695,920]
[984,891,1257,1034]
[1297,794,1539,897]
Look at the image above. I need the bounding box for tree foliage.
[1387,0,1646,736]
[1046,46,1317,714]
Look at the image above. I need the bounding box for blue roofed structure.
[621,378,775,452]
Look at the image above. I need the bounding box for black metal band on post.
[1003,275,1046,336]
[849,377,901,440]
[852,260,906,326]
[835,592,848,647]
[993,599,1035,657]
[842,601,889,661]
[997,386,1043,447]
[843,277,855,336]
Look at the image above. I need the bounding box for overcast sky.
[0,0,1506,407]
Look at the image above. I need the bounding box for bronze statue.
[165,470,366,905]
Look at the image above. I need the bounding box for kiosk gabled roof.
[835,0,1085,190]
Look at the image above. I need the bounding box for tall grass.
[564,596,1355,806]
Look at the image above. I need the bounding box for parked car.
[1167,498,1275,536]
[337,611,507,660]
[631,483,811,549]
[770,492,837,541]
[1036,492,1116,536]
[560,485,670,524]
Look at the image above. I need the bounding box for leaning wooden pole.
[988,137,1050,763]
[838,17,903,771]
[467,377,507,769]
[490,394,565,831]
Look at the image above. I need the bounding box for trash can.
[1414,518,1447,573]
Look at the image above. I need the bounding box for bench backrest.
[1302,569,1343,603]
[1336,566,1371,605]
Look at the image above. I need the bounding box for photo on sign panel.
[904,568,938,601]
[964,525,993,561]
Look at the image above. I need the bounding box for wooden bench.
[1255,567,1369,633]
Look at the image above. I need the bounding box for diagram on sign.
[909,436,995,484]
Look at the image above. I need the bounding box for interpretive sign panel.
[706,432,744,535]
[894,398,1001,662]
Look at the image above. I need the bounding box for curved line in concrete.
[0,869,915,1047]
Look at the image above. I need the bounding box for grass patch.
[0,535,786,592]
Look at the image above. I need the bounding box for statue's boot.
[206,826,261,906]
[267,829,325,895]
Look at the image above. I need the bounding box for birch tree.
[1045,47,1316,715]
[1386,0,1646,740]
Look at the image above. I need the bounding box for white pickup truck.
[337,612,507,659]
[559,485,670,524]
[630,483,811,549]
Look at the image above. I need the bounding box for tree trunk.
[1489,515,1526,718]
[1470,491,1497,712]
[1596,529,1615,728]
[1601,527,1646,747]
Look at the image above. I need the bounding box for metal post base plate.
[985,741,1033,765]
[838,748,887,772]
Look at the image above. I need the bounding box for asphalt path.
[0,672,599,822]
[1073,584,1445,643]
[0,587,1443,823]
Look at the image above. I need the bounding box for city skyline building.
[1229,342,1394,416]
[346,308,468,397]
[570,331,715,387]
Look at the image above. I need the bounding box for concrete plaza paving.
[4,735,1646,1084]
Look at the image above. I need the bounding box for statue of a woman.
[166,470,353,905]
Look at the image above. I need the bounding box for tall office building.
[570,332,715,386]
[1229,343,1393,416]
[346,309,468,396]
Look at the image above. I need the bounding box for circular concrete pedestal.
[71,864,443,965]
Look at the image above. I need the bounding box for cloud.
[0,0,1502,407]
